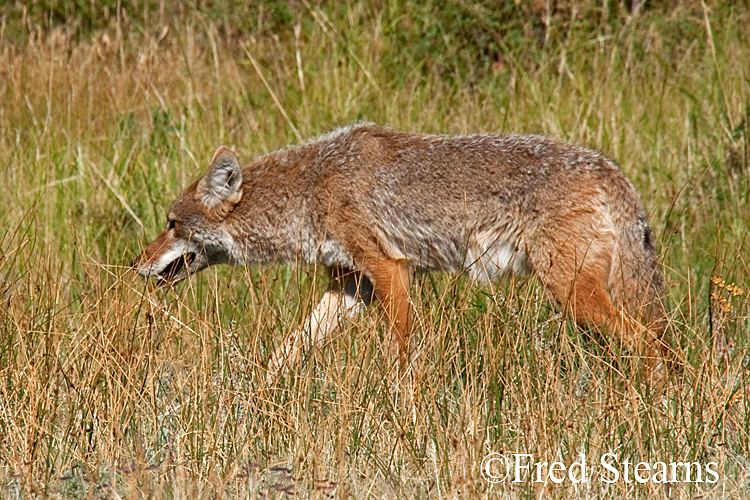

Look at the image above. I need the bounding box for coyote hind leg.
[266,268,373,383]
[532,232,665,375]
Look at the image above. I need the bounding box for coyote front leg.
[266,269,373,382]
[356,245,413,370]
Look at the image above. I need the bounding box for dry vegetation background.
[1,0,749,498]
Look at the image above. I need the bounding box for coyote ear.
[196,146,243,209]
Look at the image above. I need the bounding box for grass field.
[1,1,749,498]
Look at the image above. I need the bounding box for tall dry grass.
[1,2,749,498]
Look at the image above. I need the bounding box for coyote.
[133,124,671,379]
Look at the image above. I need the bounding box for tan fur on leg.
[357,243,413,370]
[266,270,370,383]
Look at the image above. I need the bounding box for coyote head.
[133,146,243,286]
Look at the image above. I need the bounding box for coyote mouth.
[156,252,197,287]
